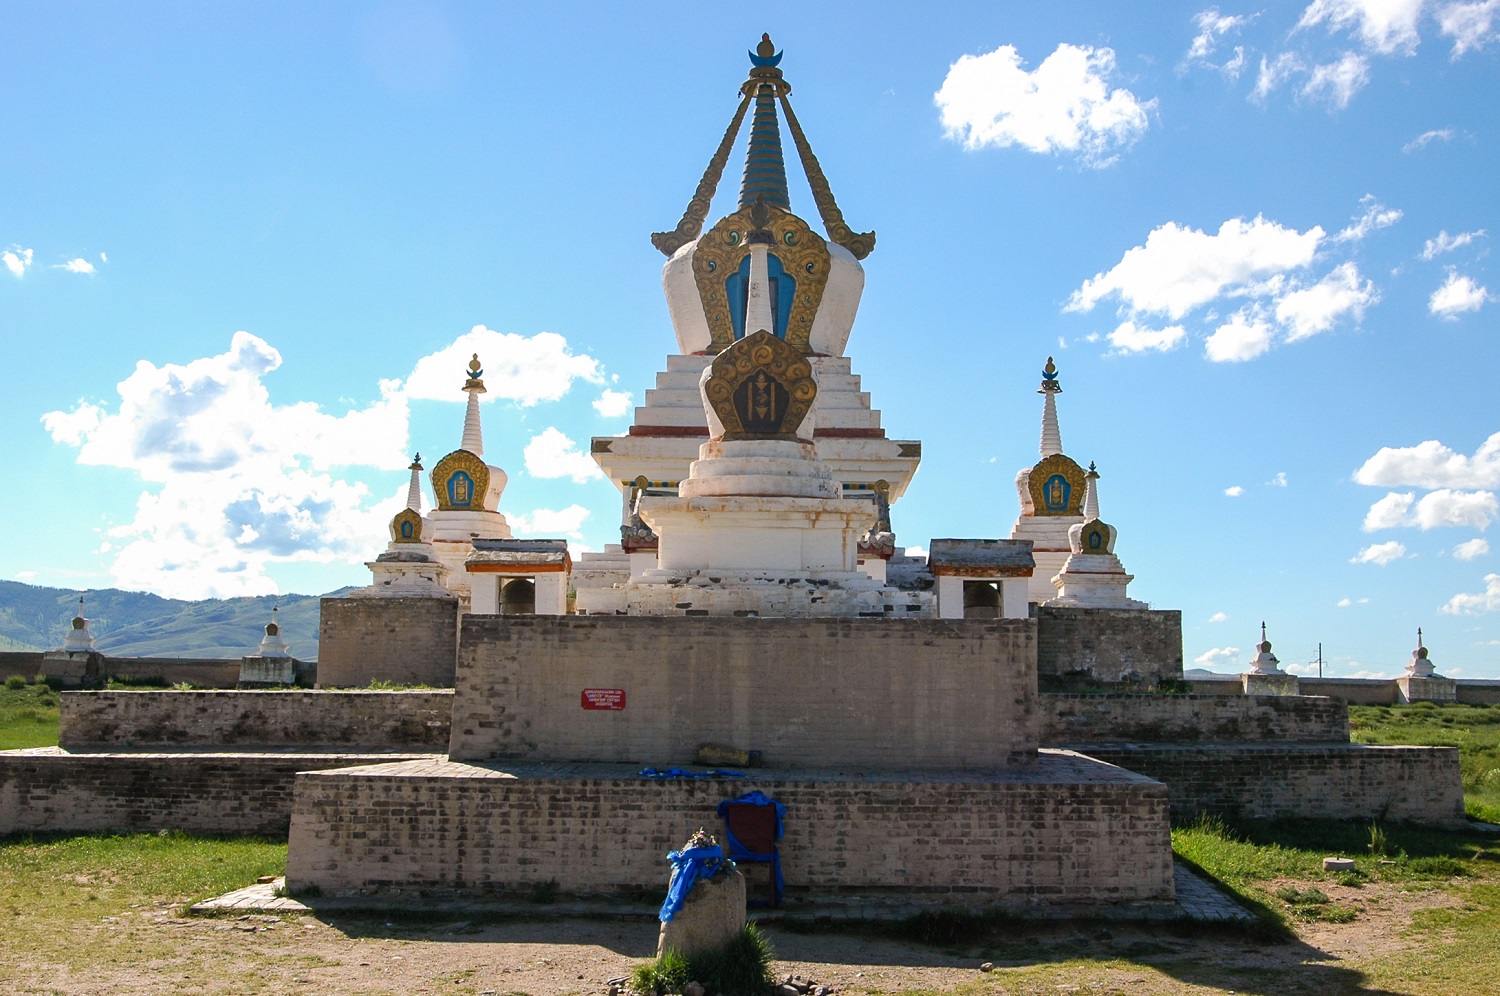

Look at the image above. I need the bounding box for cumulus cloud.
[1267,471,1289,487]
[1403,127,1456,152]
[592,389,632,418]
[508,504,591,540]
[1429,270,1491,318]
[1208,611,1229,623]
[60,258,95,274]
[41,332,410,598]
[1356,432,1500,489]
[406,325,603,407]
[1225,485,1245,496]
[1193,646,1241,667]
[1364,489,1499,530]
[1352,540,1408,565]
[1181,8,1255,75]
[1296,0,1425,55]
[522,427,602,483]
[1437,0,1500,56]
[1454,537,1491,560]
[3,247,33,277]
[1301,51,1372,107]
[1421,229,1485,259]
[1441,572,1500,614]
[1364,491,1416,530]
[1205,311,1276,363]
[934,42,1155,167]
[1106,320,1186,353]
[1276,261,1378,340]
[1333,196,1403,243]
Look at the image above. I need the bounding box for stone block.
[1034,607,1182,685]
[239,656,297,687]
[658,867,746,959]
[1242,673,1300,696]
[1398,675,1457,704]
[317,596,459,688]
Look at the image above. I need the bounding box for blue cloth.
[716,791,788,906]
[658,844,724,922]
[639,767,746,780]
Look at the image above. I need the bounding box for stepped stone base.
[285,752,1175,908]
[1398,675,1457,704]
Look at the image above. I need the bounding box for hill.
[0,581,346,660]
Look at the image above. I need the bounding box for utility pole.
[1318,642,1323,679]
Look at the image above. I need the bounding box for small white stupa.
[1046,463,1145,609]
[1011,358,1087,605]
[355,454,454,599]
[1241,621,1300,695]
[1405,628,1436,678]
[1245,622,1283,675]
[59,596,97,654]
[257,606,291,659]
[1399,627,1457,702]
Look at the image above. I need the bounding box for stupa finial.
[405,453,425,512]
[1082,461,1101,519]
[460,354,486,456]
[1038,357,1064,457]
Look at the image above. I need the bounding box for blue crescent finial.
[750,33,783,67]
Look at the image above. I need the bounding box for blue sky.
[3,1,1498,677]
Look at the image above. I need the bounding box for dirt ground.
[0,880,1470,996]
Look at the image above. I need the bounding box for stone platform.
[285,751,1174,908]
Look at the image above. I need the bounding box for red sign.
[581,688,626,710]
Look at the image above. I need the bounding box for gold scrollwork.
[1027,454,1087,517]
[704,330,817,440]
[430,449,491,512]
[390,507,424,544]
[651,95,752,258]
[778,94,875,260]
[692,204,831,354]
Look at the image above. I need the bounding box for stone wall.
[1079,744,1466,826]
[1294,677,1400,705]
[286,752,1174,905]
[449,616,1038,768]
[0,652,46,680]
[1040,693,1349,745]
[0,749,436,836]
[317,596,458,688]
[1035,607,1182,685]
[59,690,453,750]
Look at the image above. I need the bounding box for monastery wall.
[449,616,1038,768]
[1040,693,1349,745]
[317,596,458,688]
[0,749,436,836]
[1078,744,1466,826]
[59,690,452,750]
[286,754,1174,905]
[1035,607,1183,685]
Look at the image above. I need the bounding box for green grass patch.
[1351,701,1500,822]
[633,923,776,995]
[0,680,60,749]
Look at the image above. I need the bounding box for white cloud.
[522,427,602,483]
[1336,596,1371,606]
[1333,196,1403,242]
[1286,662,1321,675]
[1403,127,1456,152]
[934,42,1155,167]
[1253,52,1305,101]
[1437,0,1500,56]
[1454,538,1491,560]
[1421,229,1485,259]
[1276,261,1378,340]
[1301,51,1372,107]
[99,251,108,263]
[1267,471,1289,487]
[1182,8,1255,74]
[1361,489,1498,530]
[1347,668,1396,679]
[1355,432,1500,489]
[1205,311,1276,362]
[1441,572,1500,614]
[60,258,95,274]
[3,247,33,277]
[904,545,929,560]
[405,325,603,407]
[1429,269,1491,318]
[1194,646,1241,667]
[14,570,37,581]
[592,389,632,418]
[1106,320,1186,353]
[508,504,591,540]
[1296,0,1425,55]
[1068,215,1323,319]
[1352,540,1408,565]
[1224,485,1245,496]
[41,332,409,598]
[1208,611,1229,623]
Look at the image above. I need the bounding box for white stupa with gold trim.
[426,356,511,606]
[59,596,97,654]
[355,453,455,600]
[1046,463,1146,609]
[1010,357,1087,605]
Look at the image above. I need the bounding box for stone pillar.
[657,866,747,960]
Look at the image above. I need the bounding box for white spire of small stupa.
[1038,357,1063,458]
[258,605,291,659]
[405,453,424,512]
[1082,461,1100,519]
[461,354,486,456]
[61,595,96,654]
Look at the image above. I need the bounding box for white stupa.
[355,454,454,599]
[1245,622,1284,675]
[59,596,96,654]
[1011,358,1087,605]
[1046,463,1145,609]
[1405,628,1437,678]
[257,606,291,659]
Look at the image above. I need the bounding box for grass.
[0,680,59,750]
[632,923,776,995]
[1351,700,1500,822]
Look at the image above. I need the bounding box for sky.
[3,1,1499,678]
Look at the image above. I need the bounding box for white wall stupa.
[1046,463,1146,610]
[1010,358,1087,605]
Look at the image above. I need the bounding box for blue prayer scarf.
[658,844,725,922]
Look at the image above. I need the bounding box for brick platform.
[285,750,1174,907]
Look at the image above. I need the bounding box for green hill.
[0,581,348,660]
